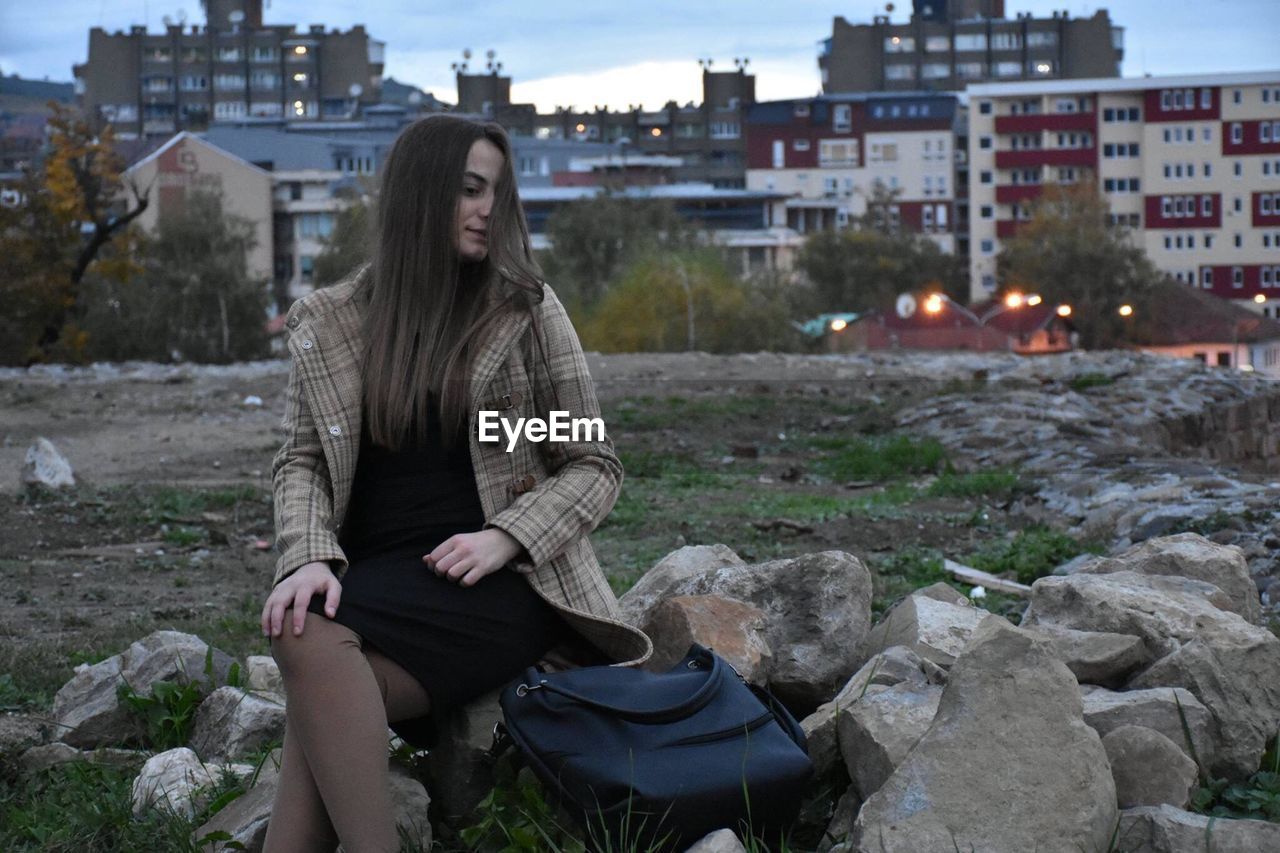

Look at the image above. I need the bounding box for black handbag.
[493,643,814,851]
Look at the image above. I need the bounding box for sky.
[2,1,1278,111]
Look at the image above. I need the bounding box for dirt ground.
[0,355,1023,707]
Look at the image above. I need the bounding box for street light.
[922,291,1041,327]
[1057,304,1073,318]
[1118,304,1134,317]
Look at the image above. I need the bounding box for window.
[995,62,1021,77]
[980,239,994,254]
[709,121,740,139]
[955,33,986,51]
[1264,124,1274,143]
[1204,162,1212,177]
[1233,89,1242,104]
[252,46,278,62]
[957,62,985,80]
[1235,233,1243,247]
[979,170,992,184]
[1205,234,1214,249]
[978,101,992,115]
[991,31,1022,50]
[794,104,810,118]
[833,104,852,133]
[1203,126,1211,142]
[1162,197,1173,217]
[1129,178,1140,192]
[1200,88,1212,109]
[923,64,949,79]
[1129,107,1140,121]
[979,136,992,150]
[925,35,949,52]
[885,64,915,81]
[1203,268,1214,288]
[300,255,314,283]
[1164,235,1173,250]
[980,205,993,218]
[823,177,838,197]
[1103,143,1114,157]
[180,75,208,91]
[1103,107,1115,122]
[884,36,915,52]
[217,47,243,62]
[1174,197,1186,216]
[1231,123,1243,144]
[819,139,858,166]
[1232,267,1244,288]
[1234,161,1243,177]
[1202,196,1213,216]
[1234,196,1243,213]
[1027,31,1058,47]
[1264,195,1275,215]
[793,138,810,151]
[1174,163,1183,179]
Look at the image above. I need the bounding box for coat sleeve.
[483,286,623,572]
[271,351,349,587]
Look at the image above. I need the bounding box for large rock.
[19,742,146,776]
[641,595,772,682]
[800,646,941,782]
[1080,533,1261,623]
[1115,804,1280,852]
[191,748,281,852]
[635,551,873,710]
[1081,687,1215,772]
[243,656,282,695]
[1027,572,1280,779]
[131,747,252,820]
[1129,637,1280,780]
[53,631,237,748]
[22,436,75,489]
[818,787,860,853]
[850,619,1116,852]
[426,688,504,823]
[189,686,286,762]
[1024,623,1152,687]
[618,544,746,624]
[853,588,993,672]
[1102,725,1198,809]
[837,681,942,801]
[683,828,747,853]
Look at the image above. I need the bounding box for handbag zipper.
[670,711,776,747]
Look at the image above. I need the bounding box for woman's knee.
[271,613,360,679]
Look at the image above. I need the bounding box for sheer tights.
[263,613,432,853]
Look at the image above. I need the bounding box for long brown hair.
[361,115,544,450]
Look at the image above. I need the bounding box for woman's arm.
[270,356,349,588]
[482,286,623,572]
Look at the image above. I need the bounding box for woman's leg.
[264,614,430,853]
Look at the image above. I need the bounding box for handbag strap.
[515,651,725,723]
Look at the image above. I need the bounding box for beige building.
[967,71,1280,318]
[124,131,273,282]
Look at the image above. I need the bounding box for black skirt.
[307,397,570,747]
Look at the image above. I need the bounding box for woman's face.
[455,138,504,263]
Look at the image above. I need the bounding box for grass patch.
[1192,734,1280,823]
[925,469,1027,501]
[960,526,1101,585]
[805,435,948,484]
[867,548,952,618]
[1068,373,1117,392]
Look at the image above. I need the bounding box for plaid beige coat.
[271,266,651,668]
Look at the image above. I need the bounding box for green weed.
[1068,373,1117,392]
[960,526,1100,585]
[805,434,949,483]
[926,469,1027,500]
[1191,734,1280,823]
[116,646,242,751]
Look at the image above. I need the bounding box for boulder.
[683,828,747,853]
[636,551,874,710]
[426,688,504,823]
[1129,637,1280,780]
[53,630,236,748]
[799,646,939,782]
[853,589,993,672]
[837,681,942,801]
[189,686,286,763]
[22,436,75,489]
[1115,804,1280,852]
[1102,725,1198,809]
[1023,623,1152,687]
[1027,572,1280,779]
[1080,533,1261,622]
[818,786,860,853]
[641,595,772,682]
[1081,687,1214,772]
[243,656,282,695]
[850,619,1116,852]
[618,544,746,624]
[130,747,252,819]
[191,748,281,852]
[19,742,146,776]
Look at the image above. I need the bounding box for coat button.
[301,339,314,350]
[328,425,342,436]
[521,474,536,491]
[287,316,300,329]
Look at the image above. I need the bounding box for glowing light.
[650,127,662,137]
[830,318,847,332]
[293,100,305,115]
[1004,292,1024,309]
[923,293,944,314]
[1118,304,1134,317]
[1057,304,1073,317]
[293,73,307,83]
[1255,294,1268,304]
[293,46,308,56]
[1026,294,1043,306]
[1036,63,1052,74]
[575,123,586,133]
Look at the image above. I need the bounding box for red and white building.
[744,93,959,253]
[967,71,1280,317]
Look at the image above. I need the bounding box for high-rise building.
[967,72,1280,316]
[820,2,1122,94]
[73,0,384,138]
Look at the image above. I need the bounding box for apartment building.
[743,93,959,252]
[967,71,1280,314]
[820,1,1122,94]
[73,0,384,138]
[454,64,755,188]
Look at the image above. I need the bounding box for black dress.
[306,395,571,747]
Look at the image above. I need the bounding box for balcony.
[995,147,1095,169]
[995,112,1095,134]
[996,219,1026,239]
[995,184,1043,204]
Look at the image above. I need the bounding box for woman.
[260,115,651,852]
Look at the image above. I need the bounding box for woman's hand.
[261,561,342,638]
[424,529,524,587]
